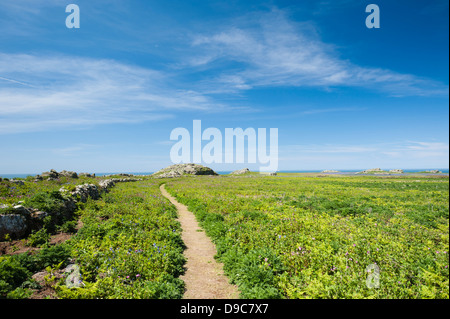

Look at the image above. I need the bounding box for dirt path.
[160,184,239,299]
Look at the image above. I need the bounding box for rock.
[70,184,100,202]
[99,179,116,191]
[321,170,340,173]
[425,170,442,174]
[31,271,48,284]
[153,164,218,178]
[0,214,28,239]
[12,205,31,217]
[41,169,59,179]
[230,168,250,175]
[259,172,277,176]
[389,169,404,174]
[79,173,95,178]
[358,168,385,174]
[40,169,79,180]
[98,178,141,191]
[366,168,382,172]
[31,211,48,221]
[60,170,78,179]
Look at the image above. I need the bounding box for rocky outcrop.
[59,178,142,203]
[0,204,51,240]
[79,173,96,178]
[153,164,218,178]
[98,178,142,190]
[260,172,277,176]
[389,169,404,174]
[36,169,78,181]
[99,179,116,190]
[425,170,442,174]
[60,184,101,203]
[357,168,390,174]
[230,168,250,175]
[359,168,383,173]
[321,170,340,173]
[0,214,28,239]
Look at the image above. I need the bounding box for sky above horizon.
[0,0,448,173]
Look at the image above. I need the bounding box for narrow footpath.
[160,184,239,299]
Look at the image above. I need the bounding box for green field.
[164,174,449,298]
[0,174,448,299]
[1,178,185,299]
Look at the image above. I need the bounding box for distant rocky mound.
[230,168,250,175]
[34,170,97,181]
[360,168,383,173]
[322,170,340,173]
[152,164,218,178]
[357,168,406,174]
[357,168,389,174]
[424,170,442,174]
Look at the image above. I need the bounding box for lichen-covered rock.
[12,205,31,217]
[79,173,95,178]
[0,214,28,240]
[389,169,404,174]
[39,169,78,180]
[60,170,78,178]
[99,179,116,190]
[71,184,100,202]
[41,169,60,179]
[230,168,250,175]
[153,164,218,178]
[357,168,387,174]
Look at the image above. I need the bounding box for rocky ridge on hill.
[152,164,218,178]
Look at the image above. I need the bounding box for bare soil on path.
[160,184,239,299]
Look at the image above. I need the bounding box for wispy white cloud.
[0,76,36,88]
[396,141,449,158]
[0,53,229,134]
[51,144,99,157]
[189,9,448,96]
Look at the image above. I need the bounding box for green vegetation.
[0,245,71,298]
[1,172,448,299]
[0,175,97,206]
[1,177,185,299]
[56,181,185,299]
[165,174,449,299]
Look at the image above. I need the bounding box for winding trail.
[160,184,239,299]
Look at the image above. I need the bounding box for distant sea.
[1,169,448,179]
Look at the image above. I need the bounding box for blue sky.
[0,0,448,173]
